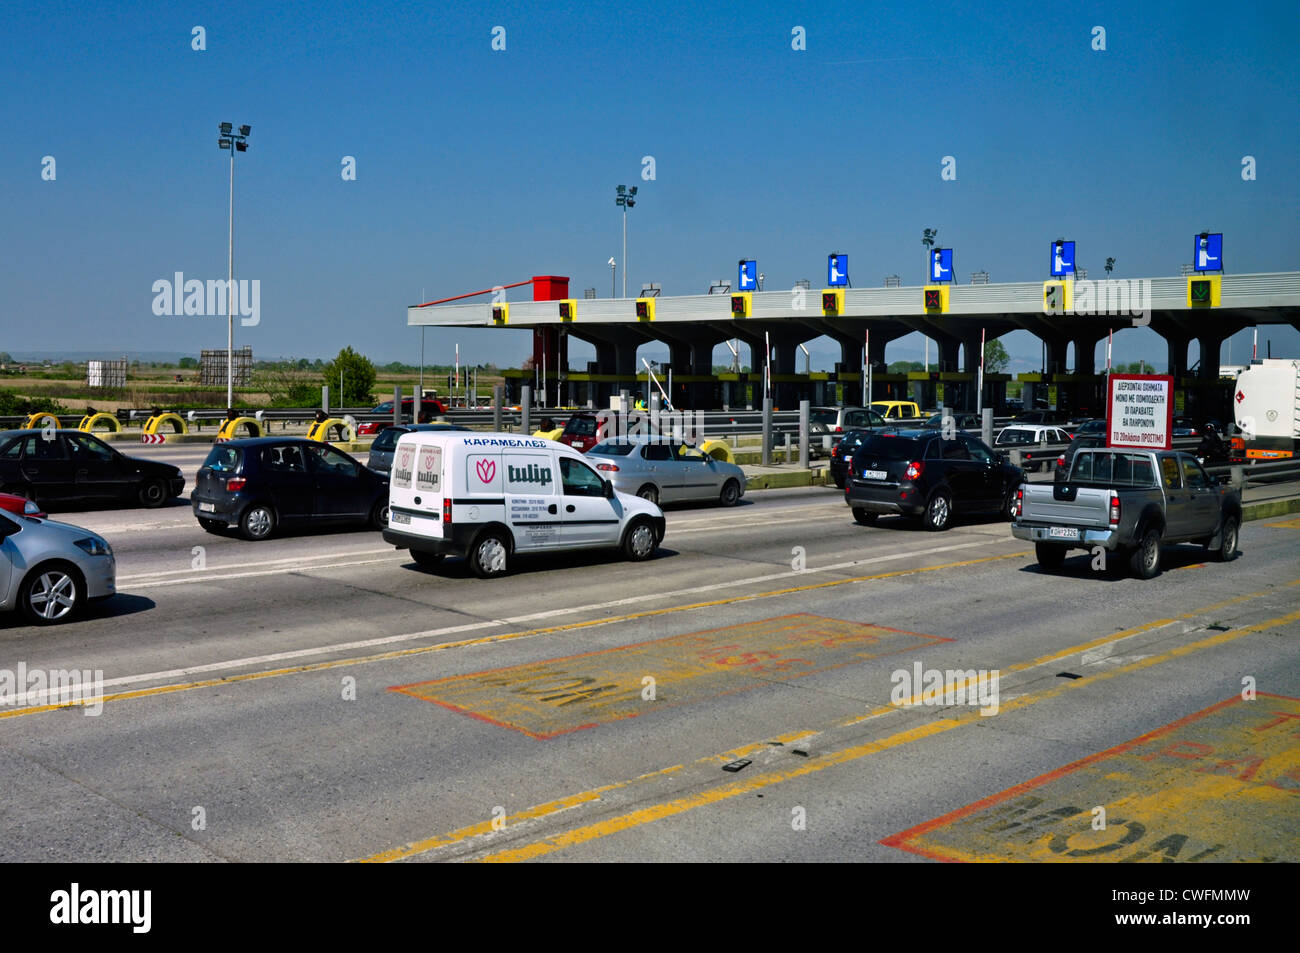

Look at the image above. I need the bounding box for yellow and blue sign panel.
[930,248,953,283]
[828,254,849,287]
[1050,241,1076,277]
[738,259,758,291]
[1193,233,1223,272]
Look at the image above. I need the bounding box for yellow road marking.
[472,607,1300,862]
[0,551,1021,720]
[360,729,817,863]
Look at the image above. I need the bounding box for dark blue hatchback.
[191,437,389,540]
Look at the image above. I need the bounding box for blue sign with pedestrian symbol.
[930,248,953,283]
[739,259,757,290]
[828,254,848,287]
[1050,241,1076,277]
[1193,233,1223,272]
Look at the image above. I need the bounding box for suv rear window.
[203,446,242,472]
[371,428,403,452]
[810,410,839,426]
[856,434,926,461]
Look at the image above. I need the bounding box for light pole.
[217,122,250,410]
[615,185,637,298]
[608,257,616,298]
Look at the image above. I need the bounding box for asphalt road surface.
[2,481,1297,863]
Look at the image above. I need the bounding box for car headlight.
[74,537,112,556]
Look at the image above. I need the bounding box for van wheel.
[1211,516,1239,562]
[622,519,657,561]
[636,485,658,505]
[1130,528,1162,579]
[1035,542,1066,571]
[719,479,741,507]
[852,507,878,526]
[411,550,445,570]
[470,531,510,578]
[924,491,951,531]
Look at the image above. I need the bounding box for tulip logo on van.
[476,459,496,484]
[507,463,552,485]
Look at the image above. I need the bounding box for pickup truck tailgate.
[1019,483,1110,527]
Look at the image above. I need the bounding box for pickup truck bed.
[1012,448,1240,578]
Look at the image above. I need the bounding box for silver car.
[0,509,116,625]
[587,437,746,507]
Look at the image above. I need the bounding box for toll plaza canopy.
[408,272,1300,413]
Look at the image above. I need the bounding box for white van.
[382,432,665,577]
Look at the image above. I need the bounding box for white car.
[994,425,1074,472]
[382,432,665,578]
[0,509,116,625]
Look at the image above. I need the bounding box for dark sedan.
[0,429,184,509]
[192,437,389,540]
[366,423,470,476]
[844,430,1024,531]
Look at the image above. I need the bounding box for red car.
[356,397,448,436]
[0,492,45,519]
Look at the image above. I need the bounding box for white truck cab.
[382,432,665,577]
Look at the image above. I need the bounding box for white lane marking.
[125,557,400,589]
[118,548,394,581]
[16,539,1007,705]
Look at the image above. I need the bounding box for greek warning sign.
[1107,374,1173,450]
[882,693,1300,862]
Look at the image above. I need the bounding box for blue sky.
[4,0,1298,371]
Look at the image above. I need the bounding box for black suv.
[844,430,1024,530]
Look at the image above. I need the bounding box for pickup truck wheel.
[923,491,951,531]
[1211,516,1239,562]
[1034,542,1066,571]
[1130,529,1162,579]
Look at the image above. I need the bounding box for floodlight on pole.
[615,184,638,298]
[217,121,251,410]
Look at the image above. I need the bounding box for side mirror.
[603,479,615,499]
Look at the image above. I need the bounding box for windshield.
[855,434,925,461]
[371,428,403,452]
[202,446,242,472]
[589,441,636,456]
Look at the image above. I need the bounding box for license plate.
[391,511,411,525]
[861,470,888,481]
[198,502,215,513]
[1048,526,1080,540]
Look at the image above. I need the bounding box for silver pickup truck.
[1012,448,1241,578]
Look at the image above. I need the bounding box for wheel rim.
[723,483,738,504]
[378,504,390,525]
[930,496,949,526]
[30,571,76,620]
[630,524,655,557]
[1224,521,1237,553]
[1144,537,1158,571]
[639,487,657,503]
[247,507,272,537]
[142,480,164,504]
[478,538,507,573]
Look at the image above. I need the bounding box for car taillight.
[844,455,853,467]
[1109,492,1120,526]
[904,460,924,481]
[596,462,619,471]
[226,477,246,491]
[1014,487,1022,518]
[1057,454,1065,467]
[443,498,452,525]
[835,426,842,432]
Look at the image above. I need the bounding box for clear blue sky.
[4,0,1298,372]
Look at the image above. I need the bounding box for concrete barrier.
[22,413,60,430]
[306,417,355,443]
[143,413,189,435]
[699,439,735,464]
[217,416,265,441]
[78,412,122,433]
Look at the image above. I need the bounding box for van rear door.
[389,435,444,537]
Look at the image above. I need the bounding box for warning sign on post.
[1107,374,1173,450]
